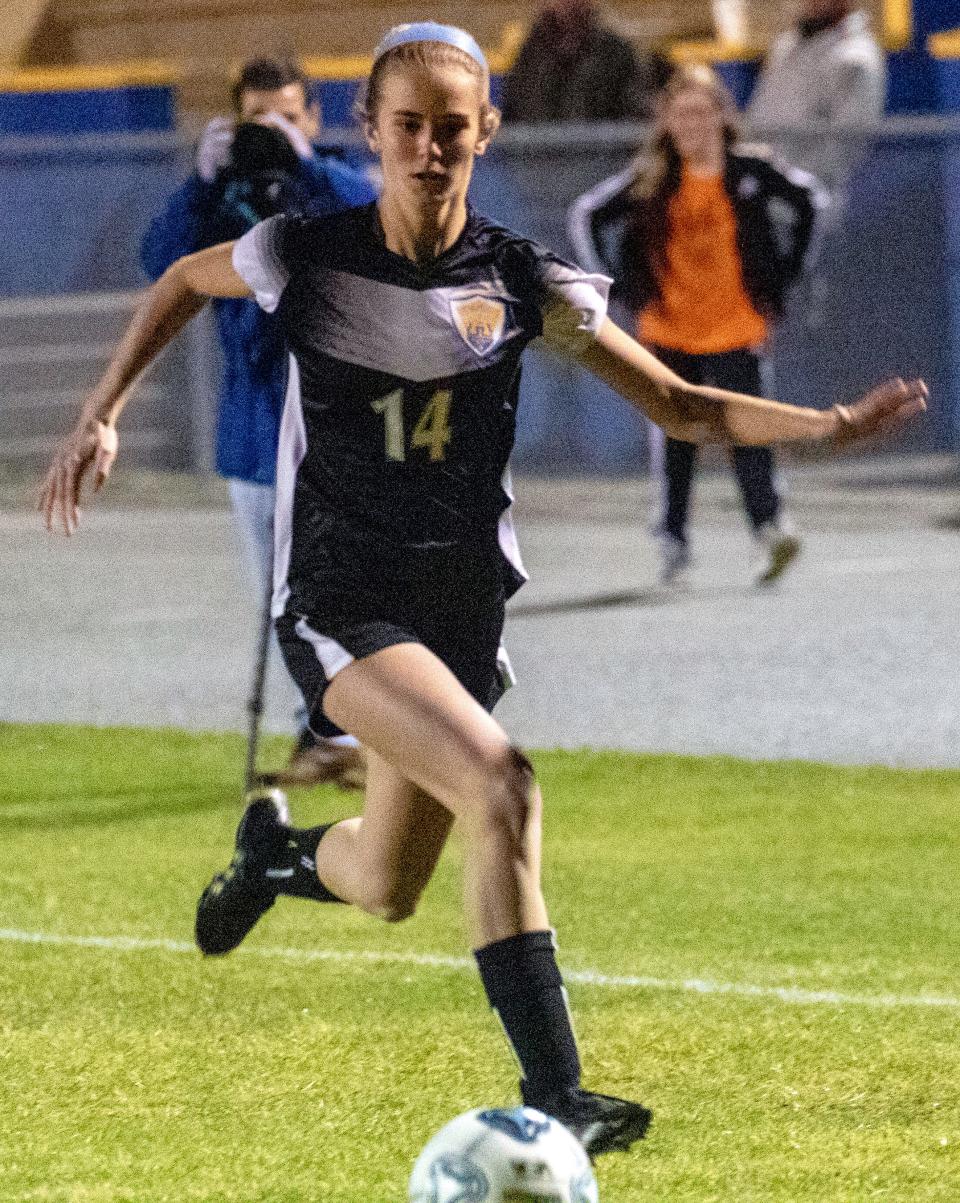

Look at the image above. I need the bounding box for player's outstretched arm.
[40,242,252,535]
[576,319,927,448]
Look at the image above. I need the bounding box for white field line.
[2,926,959,1011]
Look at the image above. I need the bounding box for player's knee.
[360,879,420,924]
[374,898,417,924]
[471,744,537,840]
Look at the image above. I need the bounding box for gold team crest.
[451,295,507,356]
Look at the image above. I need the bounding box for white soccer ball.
[409,1106,599,1203]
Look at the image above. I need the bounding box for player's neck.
[377,195,469,265]
[682,141,725,178]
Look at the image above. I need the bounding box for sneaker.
[756,525,802,586]
[257,732,366,792]
[658,534,691,585]
[520,1083,652,1157]
[195,788,290,956]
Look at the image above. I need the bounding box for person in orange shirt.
[570,64,827,583]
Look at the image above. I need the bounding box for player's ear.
[364,116,382,155]
[474,107,500,157]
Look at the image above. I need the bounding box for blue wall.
[0,134,186,295]
[0,123,955,464]
[0,73,502,138]
[1,5,958,465]
[0,85,175,136]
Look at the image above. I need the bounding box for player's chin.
[411,175,456,203]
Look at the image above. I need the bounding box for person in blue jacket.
[142,55,376,788]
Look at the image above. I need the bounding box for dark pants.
[652,346,780,545]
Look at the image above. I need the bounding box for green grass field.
[3,723,959,1202]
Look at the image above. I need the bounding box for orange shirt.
[639,168,768,354]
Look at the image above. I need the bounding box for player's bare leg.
[318,643,649,1155]
[195,641,650,1154]
[304,750,453,921]
[195,642,546,949]
[314,755,544,933]
[321,642,549,943]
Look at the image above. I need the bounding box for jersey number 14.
[371,388,452,463]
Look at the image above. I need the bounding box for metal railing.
[0,290,218,470]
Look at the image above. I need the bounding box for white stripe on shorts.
[294,617,355,679]
[496,643,516,693]
[272,355,308,618]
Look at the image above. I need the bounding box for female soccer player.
[40,22,925,1156]
[570,64,826,584]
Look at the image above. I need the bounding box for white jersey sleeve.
[231,216,290,313]
[536,260,612,354]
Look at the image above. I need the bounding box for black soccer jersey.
[232,203,610,620]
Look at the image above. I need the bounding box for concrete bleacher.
[3,1,49,66]
[19,0,716,121]
[8,0,926,125]
[25,0,905,66]
[30,0,712,64]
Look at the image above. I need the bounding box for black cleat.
[195,788,291,956]
[521,1084,652,1158]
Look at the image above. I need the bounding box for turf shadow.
[507,587,671,618]
[0,788,234,833]
[0,781,231,807]
[506,583,749,618]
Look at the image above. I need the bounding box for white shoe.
[756,524,801,585]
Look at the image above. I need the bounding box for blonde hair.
[634,63,740,201]
[357,39,501,140]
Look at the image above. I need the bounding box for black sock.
[267,823,345,903]
[474,929,581,1100]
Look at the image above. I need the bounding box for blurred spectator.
[569,64,826,584]
[748,1,886,206]
[141,55,375,787]
[501,0,670,122]
[711,0,755,46]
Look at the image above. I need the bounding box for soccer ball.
[409,1106,599,1202]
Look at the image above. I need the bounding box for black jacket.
[501,17,670,123]
[568,147,827,320]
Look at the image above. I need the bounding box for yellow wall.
[884,0,914,50]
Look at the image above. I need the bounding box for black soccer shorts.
[276,560,514,736]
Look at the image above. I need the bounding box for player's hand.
[39,420,118,535]
[196,115,235,182]
[255,110,314,160]
[831,378,928,448]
